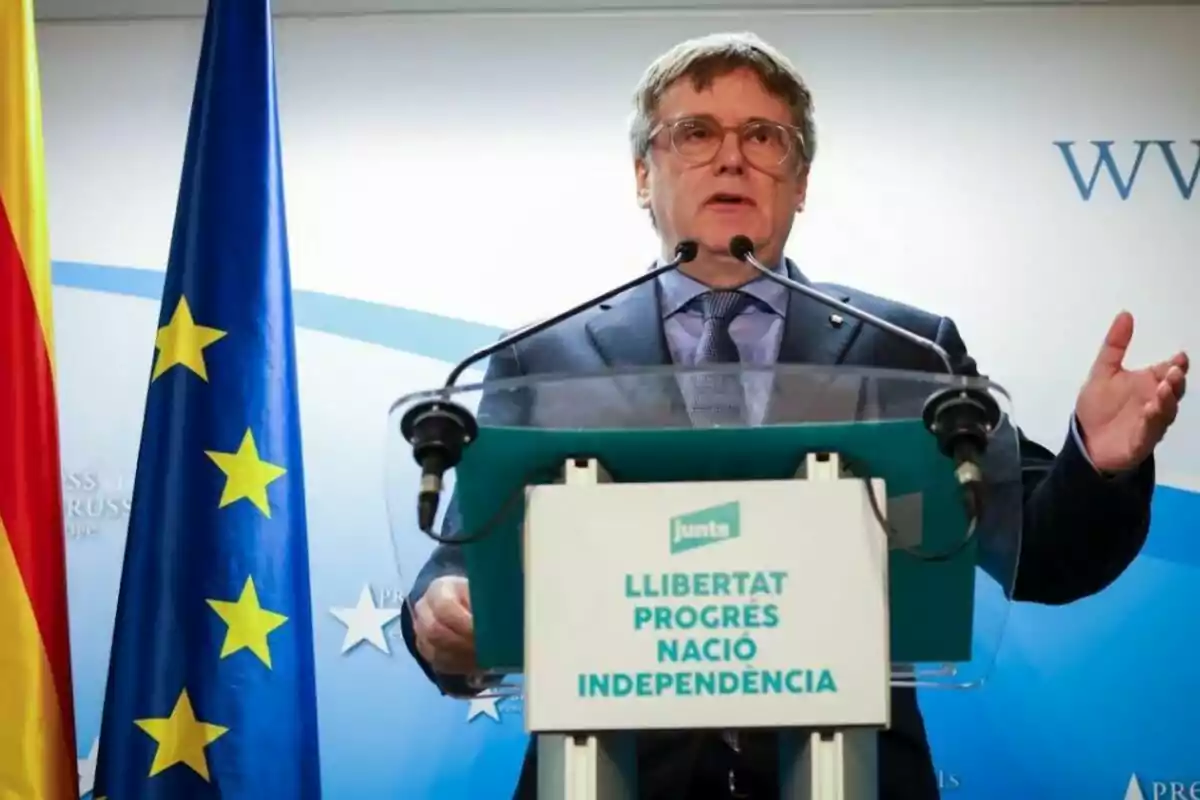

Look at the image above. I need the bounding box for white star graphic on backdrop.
[330,585,402,654]
[466,693,502,723]
[78,736,98,797]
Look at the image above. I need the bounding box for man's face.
[635,67,808,269]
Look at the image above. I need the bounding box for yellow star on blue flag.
[92,1,321,797]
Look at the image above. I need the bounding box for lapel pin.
[829,314,844,328]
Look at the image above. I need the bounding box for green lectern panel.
[456,419,975,671]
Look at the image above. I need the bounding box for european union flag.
[93,0,321,797]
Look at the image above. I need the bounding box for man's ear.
[793,165,810,214]
[635,158,651,208]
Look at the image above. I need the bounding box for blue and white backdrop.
[38,5,1198,799]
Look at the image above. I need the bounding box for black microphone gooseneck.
[728,235,955,372]
[727,235,1000,520]
[400,239,700,536]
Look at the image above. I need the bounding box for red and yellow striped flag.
[0,1,80,798]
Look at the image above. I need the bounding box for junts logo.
[669,501,740,554]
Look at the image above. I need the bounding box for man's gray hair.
[628,31,817,172]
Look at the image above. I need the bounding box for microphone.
[400,239,700,537]
[727,235,1000,519]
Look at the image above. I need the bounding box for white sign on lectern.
[523,468,891,734]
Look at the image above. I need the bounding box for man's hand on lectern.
[414,576,477,675]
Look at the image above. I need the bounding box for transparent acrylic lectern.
[385,363,1022,800]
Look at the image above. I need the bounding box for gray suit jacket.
[400,259,1154,800]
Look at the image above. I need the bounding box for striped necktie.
[692,289,756,789]
[689,290,749,426]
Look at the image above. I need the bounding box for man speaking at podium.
[400,31,1187,800]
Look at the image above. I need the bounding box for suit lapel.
[767,262,864,425]
[585,278,672,368]
[580,261,864,426]
[586,261,862,369]
[776,260,862,366]
[584,278,687,415]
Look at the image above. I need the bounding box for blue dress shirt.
[658,261,788,426]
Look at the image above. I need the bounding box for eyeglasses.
[649,115,806,171]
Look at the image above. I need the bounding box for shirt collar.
[656,257,791,319]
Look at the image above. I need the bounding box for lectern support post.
[535,460,636,800]
[777,454,881,800]
[783,729,878,800]
[536,732,635,800]
[531,454,886,800]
